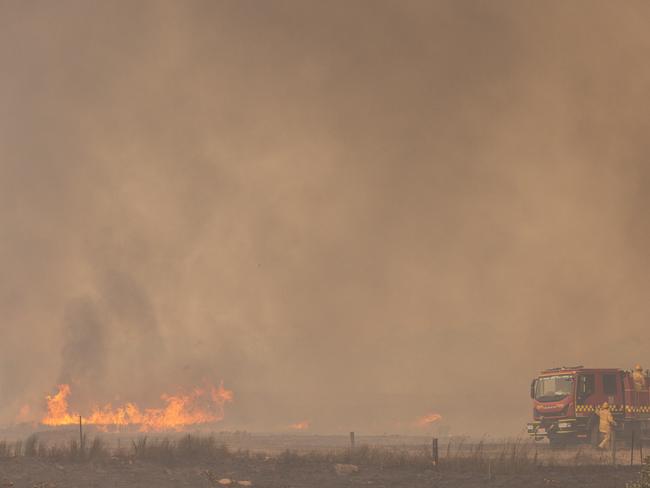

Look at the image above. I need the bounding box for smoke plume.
[1,0,650,434]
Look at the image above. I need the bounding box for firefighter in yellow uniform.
[597,402,616,449]
[633,364,647,392]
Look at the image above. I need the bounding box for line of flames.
[35,385,439,432]
[41,383,233,432]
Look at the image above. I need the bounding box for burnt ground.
[0,457,642,488]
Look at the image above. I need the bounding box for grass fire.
[40,383,233,432]
[416,413,442,427]
[288,420,310,431]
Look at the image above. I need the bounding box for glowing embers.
[416,412,442,427]
[288,420,310,430]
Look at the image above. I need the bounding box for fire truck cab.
[527,366,650,446]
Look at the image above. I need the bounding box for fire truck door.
[602,373,623,410]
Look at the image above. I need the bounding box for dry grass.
[0,434,249,464]
[130,434,235,463]
[0,434,110,462]
[274,437,642,474]
[276,444,433,469]
[0,434,640,474]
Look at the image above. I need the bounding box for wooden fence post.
[79,415,84,457]
[432,438,439,466]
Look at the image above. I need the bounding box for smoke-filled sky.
[1,0,650,435]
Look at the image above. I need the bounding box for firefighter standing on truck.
[597,402,616,449]
[633,364,647,391]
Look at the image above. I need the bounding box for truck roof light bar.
[546,366,584,371]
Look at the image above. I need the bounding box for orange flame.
[43,384,78,425]
[42,383,233,432]
[416,412,442,427]
[289,420,310,430]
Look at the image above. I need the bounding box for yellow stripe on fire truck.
[575,405,626,413]
[625,405,650,413]
[574,404,650,413]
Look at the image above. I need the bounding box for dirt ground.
[0,456,642,488]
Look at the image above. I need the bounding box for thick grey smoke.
[1,0,650,435]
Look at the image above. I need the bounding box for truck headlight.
[558,422,571,429]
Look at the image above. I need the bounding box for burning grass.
[40,383,233,432]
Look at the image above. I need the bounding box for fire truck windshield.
[535,374,574,402]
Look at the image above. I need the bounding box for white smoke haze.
[1,0,650,435]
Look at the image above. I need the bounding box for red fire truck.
[527,366,650,446]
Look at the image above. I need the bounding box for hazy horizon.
[2,0,650,436]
